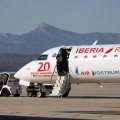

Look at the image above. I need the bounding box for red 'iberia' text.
[76,47,104,54]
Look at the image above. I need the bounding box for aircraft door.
[56,47,72,75]
[61,48,68,73]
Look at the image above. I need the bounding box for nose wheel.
[36,91,45,98]
[27,91,33,97]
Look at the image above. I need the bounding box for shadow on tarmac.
[67,96,120,99]
[58,111,120,115]
[2,95,120,99]
[6,95,120,99]
[0,115,92,120]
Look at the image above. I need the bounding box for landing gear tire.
[61,91,69,97]
[13,94,20,97]
[1,88,10,97]
[27,91,32,97]
[36,91,45,98]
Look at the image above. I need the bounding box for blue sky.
[0,0,120,34]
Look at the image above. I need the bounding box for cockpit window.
[37,55,48,60]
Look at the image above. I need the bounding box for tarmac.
[0,83,120,120]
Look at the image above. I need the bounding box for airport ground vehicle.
[0,72,22,97]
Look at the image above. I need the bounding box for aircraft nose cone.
[14,71,20,79]
[14,61,32,80]
[14,69,24,79]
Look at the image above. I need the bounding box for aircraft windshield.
[37,54,48,60]
[0,73,9,85]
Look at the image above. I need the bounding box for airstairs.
[46,74,71,97]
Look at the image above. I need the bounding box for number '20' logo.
[38,62,50,71]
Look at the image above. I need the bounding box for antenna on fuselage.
[92,40,98,45]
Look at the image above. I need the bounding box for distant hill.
[0,22,120,54]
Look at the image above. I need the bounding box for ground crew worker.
[64,49,70,73]
[66,49,70,59]
[56,50,63,75]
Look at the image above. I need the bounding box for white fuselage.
[14,44,120,84]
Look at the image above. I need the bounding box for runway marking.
[50,113,60,116]
[71,113,81,117]
[10,113,14,114]
[10,112,21,115]
[30,112,40,115]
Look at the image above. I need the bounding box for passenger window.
[74,56,78,59]
[84,56,88,59]
[114,54,118,58]
[37,55,48,60]
[103,55,107,58]
[93,55,97,59]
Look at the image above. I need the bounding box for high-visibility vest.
[57,53,62,62]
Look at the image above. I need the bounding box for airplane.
[14,42,120,98]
